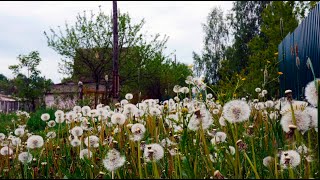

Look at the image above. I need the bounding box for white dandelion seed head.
[258,93,264,98]
[173,85,181,93]
[173,124,183,133]
[73,106,82,113]
[131,123,146,136]
[304,106,318,132]
[144,143,164,162]
[81,106,91,116]
[149,107,161,117]
[120,99,129,107]
[46,131,56,139]
[134,109,145,118]
[96,103,104,110]
[111,113,126,125]
[80,149,92,159]
[103,105,111,111]
[70,138,81,147]
[280,100,308,115]
[26,135,44,149]
[262,90,268,95]
[210,132,227,145]
[255,102,265,110]
[269,111,279,120]
[160,138,177,147]
[103,149,126,172]
[212,109,220,115]
[54,110,64,119]
[219,116,227,127]
[84,135,99,148]
[207,93,213,99]
[47,120,56,128]
[280,150,301,168]
[188,109,213,131]
[66,111,76,121]
[71,126,84,137]
[18,152,32,164]
[179,87,189,94]
[297,144,308,154]
[14,128,25,137]
[265,100,274,108]
[227,146,235,155]
[209,153,218,163]
[41,113,50,121]
[185,76,193,84]
[123,103,138,116]
[263,156,274,167]
[169,148,178,156]
[280,110,310,134]
[125,93,133,100]
[222,100,251,123]
[55,116,65,124]
[11,137,21,146]
[255,88,261,93]
[305,79,320,107]
[0,146,13,155]
[90,109,98,118]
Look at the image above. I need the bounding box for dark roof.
[47,81,106,94]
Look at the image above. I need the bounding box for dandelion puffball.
[41,113,50,121]
[26,135,44,149]
[280,150,301,168]
[103,149,126,172]
[18,152,33,164]
[111,113,126,125]
[144,143,164,162]
[222,100,251,123]
[304,79,319,107]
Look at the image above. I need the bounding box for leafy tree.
[0,74,12,95]
[193,7,229,84]
[44,6,190,105]
[9,51,53,111]
[44,6,169,106]
[225,1,270,73]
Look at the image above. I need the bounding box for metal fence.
[278,3,320,99]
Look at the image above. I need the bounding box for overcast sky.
[0,1,234,83]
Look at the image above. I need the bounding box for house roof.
[0,94,16,102]
[46,81,107,94]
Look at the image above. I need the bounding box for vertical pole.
[317,82,320,164]
[112,0,120,102]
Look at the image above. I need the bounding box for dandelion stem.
[137,141,143,179]
[152,161,160,178]
[243,152,260,179]
[250,137,257,171]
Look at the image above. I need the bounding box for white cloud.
[0,1,233,83]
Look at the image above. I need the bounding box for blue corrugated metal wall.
[278,3,320,99]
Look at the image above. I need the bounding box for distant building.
[45,78,109,110]
[0,93,19,113]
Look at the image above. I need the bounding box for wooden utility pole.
[112,0,120,102]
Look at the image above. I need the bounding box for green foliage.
[27,107,57,133]
[0,113,18,134]
[8,51,53,111]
